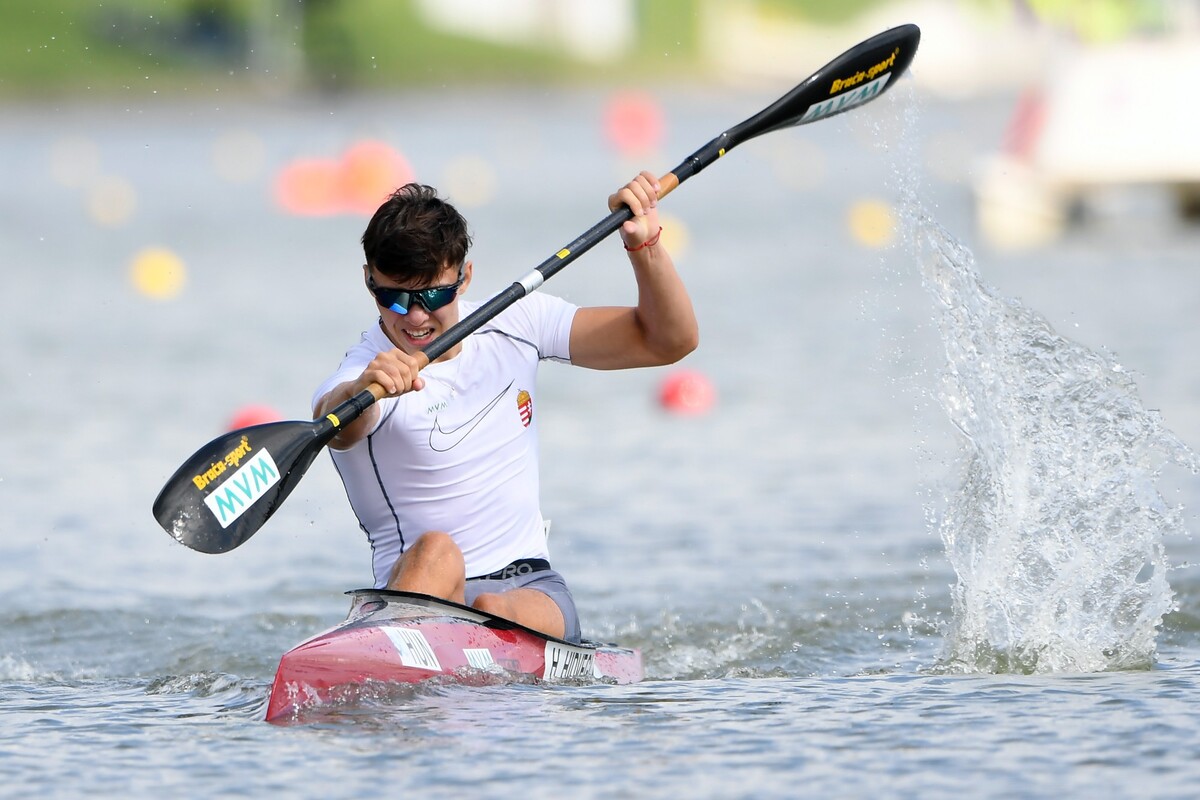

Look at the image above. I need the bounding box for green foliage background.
[2,0,1173,98]
[0,0,894,97]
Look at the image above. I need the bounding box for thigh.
[484,587,566,639]
[465,570,581,643]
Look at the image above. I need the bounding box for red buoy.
[227,404,282,431]
[657,370,716,416]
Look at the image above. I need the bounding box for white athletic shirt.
[312,293,578,588]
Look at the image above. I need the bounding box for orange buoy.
[274,158,342,216]
[339,140,414,214]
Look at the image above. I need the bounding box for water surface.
[3,85,1200,798]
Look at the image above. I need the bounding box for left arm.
[569,171,700,370]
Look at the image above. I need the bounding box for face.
[366,261,473,358]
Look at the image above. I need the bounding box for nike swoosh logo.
[428,380,513,452]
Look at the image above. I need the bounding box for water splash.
[916,215,1199,674]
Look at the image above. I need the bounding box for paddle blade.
[730,24,920,144]
[662,24,920,191]
[153,420,333,554]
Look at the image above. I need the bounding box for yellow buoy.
[130,247,187,300]
[657,213,688,260]
[847,199,896,249]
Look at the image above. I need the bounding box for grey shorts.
[465,562,581,644]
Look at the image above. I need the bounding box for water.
[3,83,1200,797]
[919,215,1200,675]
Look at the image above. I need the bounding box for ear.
[459,260,474,294]
[362,264,373,294]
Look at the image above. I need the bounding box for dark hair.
[361,184,472,284]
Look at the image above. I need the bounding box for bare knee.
[408,531,462,564]
[387,531,465,595]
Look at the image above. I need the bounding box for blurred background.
[6,0,1199,262]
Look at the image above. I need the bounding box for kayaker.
[312,171,698,643]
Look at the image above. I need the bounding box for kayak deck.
[265,589,643,722]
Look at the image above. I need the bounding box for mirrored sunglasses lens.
[415,287,457,312]
[374,287,411,314]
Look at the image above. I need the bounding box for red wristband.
[623,226,663,252]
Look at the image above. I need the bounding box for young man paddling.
[312,172,698,643]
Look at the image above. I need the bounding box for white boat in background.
[974,37,1200,248]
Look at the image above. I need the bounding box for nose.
[396,302,431,324]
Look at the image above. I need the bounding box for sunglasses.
[367,264,464,315]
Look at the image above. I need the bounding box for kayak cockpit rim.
[344,588,614,649]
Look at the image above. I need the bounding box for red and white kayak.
[265,589,644,722]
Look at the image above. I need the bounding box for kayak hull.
[265,589,643,722]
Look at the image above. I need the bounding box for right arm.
[314,348,427,450]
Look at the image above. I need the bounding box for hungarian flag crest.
[517,389,533,427]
